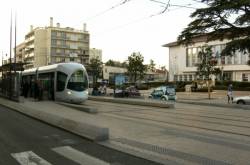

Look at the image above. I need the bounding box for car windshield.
[166,88,175,94]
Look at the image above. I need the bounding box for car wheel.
[161,97,167,101]
[237,100,246,105]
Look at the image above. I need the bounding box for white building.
[163,35,250,82]
[89,48,102,62]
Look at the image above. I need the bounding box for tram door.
[38,72,55,100]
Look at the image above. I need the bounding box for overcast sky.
[0,0,205,69]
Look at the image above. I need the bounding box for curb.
[57,102,98,114]
[0,98,109,142]
[88,96,174,108]
[177,100,250,110]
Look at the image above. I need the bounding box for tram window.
[57,71,67,91]
[67,70,88,91]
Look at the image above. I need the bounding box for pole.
[9,12,12,99]
[14,12,17,74]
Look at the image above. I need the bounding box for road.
[84,100,250,164]
[0,105,160,165]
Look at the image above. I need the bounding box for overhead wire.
[91,0,201,36]
[94,1,200,36]
[84,0,132,22]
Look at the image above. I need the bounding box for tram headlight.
[67,91,72,95]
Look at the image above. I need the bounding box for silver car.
[233,96,250,104]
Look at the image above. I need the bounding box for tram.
[22,63,89,103]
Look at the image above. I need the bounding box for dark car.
[114,86,140,98]
[125,86,140,97]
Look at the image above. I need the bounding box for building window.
[51,48,56,55]
[241,54,248,64]
[51,40,57,46]
[189,75,193,81]
[61,32,66,39]
[51,31,56,38]
[221,56,225,65]
[242,74,248,82]
[187,48,192,67]
[227,56,232,64]
[223,72,232,81]
[184,75,187,82]
[234,51,239,64]
[60,49,65,55]
[174,75,178,81]
[192,48,197,66]
[179,75,182,81]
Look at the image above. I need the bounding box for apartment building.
[16,42,26,63]
[22,17,89,69]
[163,35,250,82]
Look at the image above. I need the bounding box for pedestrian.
[34,80,40,101]
[227,84,233,104]
[23,80,29,98]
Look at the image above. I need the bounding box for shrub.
[195,87,213,92]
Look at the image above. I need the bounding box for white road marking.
[11,151,53,165]
[52,146,110,165]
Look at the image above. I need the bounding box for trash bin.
[185,85,192,92]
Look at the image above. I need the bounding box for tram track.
[103,111,250,138]
[85,100,250,123]
[84,100,250,137]
[111,110,250,129]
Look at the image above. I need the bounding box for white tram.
[22,63,89,103]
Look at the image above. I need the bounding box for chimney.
[56,23,60,28]
[83,23,87,32]
[50,17,53,27]
[30,25,33,31]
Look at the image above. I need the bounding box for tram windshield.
[67,70,88,91]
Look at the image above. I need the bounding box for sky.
[0,0,205,69]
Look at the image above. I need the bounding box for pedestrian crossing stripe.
[52,146,110,165]
[11,151,52,165]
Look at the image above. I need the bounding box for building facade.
[164,36,250,82]
[89,48,102,63]
[16,42,26,63]
[22,17,89,69]
[103,65,167,84]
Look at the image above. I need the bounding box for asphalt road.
[0,105,160,165]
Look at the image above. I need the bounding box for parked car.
[114,86,140,98]
[149,86,177,101]
[233,96,250,104]
[125,86,140,97]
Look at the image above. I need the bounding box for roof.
[0,62,29,72]
[163,34,209,48]
[162,41,178,47]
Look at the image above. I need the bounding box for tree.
[127,52,147,83]
[88,58,103,86]
[178,0,250,58]
[105,59,115,66]
[196,46,220,99]
[147,59,156,72]
[105,59,128,68]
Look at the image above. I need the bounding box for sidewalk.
[175,90,250,109]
